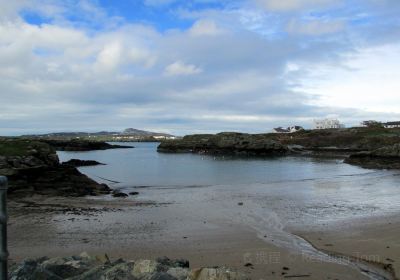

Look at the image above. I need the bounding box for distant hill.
[22,131,119,138]
[23,128,175,138]
[121,128,173,137]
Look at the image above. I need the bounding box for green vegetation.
[270,127,400,149]
[0,138,51,156]
[159,127,400,154]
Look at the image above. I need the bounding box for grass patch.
[0,139,51,156]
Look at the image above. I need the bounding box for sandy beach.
[297,216,400,280]
[6,144,400,279]
[8,195,399,280]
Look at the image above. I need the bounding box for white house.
[384,121,400,128]
[313,119,345,130]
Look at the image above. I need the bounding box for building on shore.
[383,121,400,128]
[273,126,304,133]
[360,121,400,129]
[313,119,345,130]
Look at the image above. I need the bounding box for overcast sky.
[1,0,400,136]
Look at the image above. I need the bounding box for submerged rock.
[112,190,129,198]
[62,159,105,167]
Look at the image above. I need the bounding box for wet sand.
[297,216,400,280]
[8,195,399,279]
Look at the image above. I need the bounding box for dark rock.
[158,128,400,159]
[345,144,400,169]
[41,139,133,151]
[62,159,105,167]
[10,254,248,280]
[0,139,111,198]
[156,257,189,268]
[41,256,95,278]
[112,190,128,198]
[9,258,64,280]
[158,132,288,156]
[6,165,110,197]
[129,191,140,196]
[101,262,136,280]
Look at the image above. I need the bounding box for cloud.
[256,0,337,11]
[144,0,178,7]
[95,42,122,72]
[286,19,345,35]
[189,19,224,36]
[164,61,203,76]
[0,0,400,135]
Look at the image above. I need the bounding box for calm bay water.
[59,142,373,187]
[58,142,400,230]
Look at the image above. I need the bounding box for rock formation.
[158,132,288,156]
[40,139,133,151]
[0,139,110,197]
[9,253,249,280]
[345,143,400,169]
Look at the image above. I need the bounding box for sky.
[1,0,400,136]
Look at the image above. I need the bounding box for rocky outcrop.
[158,133,288,156]
[345,144,400,169]
[0,139,110,197]
[9,253,249,280]
[6,165,110,197]
[62,159,105,167]
[40,139,133,151]
[157,129,400,167]
[112,189,129,198]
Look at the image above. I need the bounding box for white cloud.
[164,61,203,76]
[1,0,400,135]
[287,19,345,35]
[189,19,224,36]
[95,42,122,72]
[256,0,336,11]
[302,44,400,114]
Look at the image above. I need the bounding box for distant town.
[18,120,400,142]
[273,119,400,133]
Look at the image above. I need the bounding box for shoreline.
[8,194,400,280]
[295,214,400,280]
[5,139,400,279]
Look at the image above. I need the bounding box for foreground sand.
[296,216,400,280]
[8,195,400,279]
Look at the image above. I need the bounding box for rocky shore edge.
[40,139,134,151]
[344,143,400,169]
[157,129,400,169]
[9,252,248,280]
[0,139,128,197]
[62,159,106,167]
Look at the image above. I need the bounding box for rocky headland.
[0,139,111,197]
[9,253,248,280]
[40,139,133,151]
[157,133,288,156]
[158,128,400,169]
